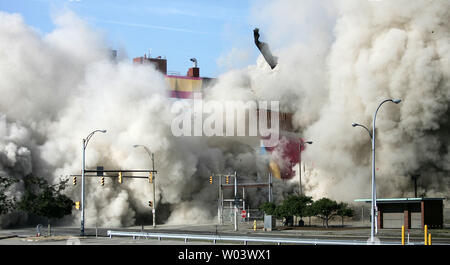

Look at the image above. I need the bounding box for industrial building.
[132,54,214,99]
[132,53,307,180]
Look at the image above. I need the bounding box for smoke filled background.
[1,0,449,228]
[245,0,450,201]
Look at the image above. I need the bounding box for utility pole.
[234,171,238,231]
[298,140,313,196]
[218,173,222,225]
[268,173,272,203]
[242,187,245,223]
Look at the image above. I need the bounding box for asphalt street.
[1,222,449,245]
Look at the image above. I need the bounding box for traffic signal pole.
[215,171,272,228]
[75,168,156,236]
[218,173,222,225]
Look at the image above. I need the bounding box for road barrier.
[106,230,399,245]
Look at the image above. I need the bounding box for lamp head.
[305,141,313,145]
[100,130,107,133]
[392,99,402,104]
[352,123,358,127]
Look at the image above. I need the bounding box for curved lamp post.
[353,98,401,244]
[133,145,156,228]
[352,122,378,234]
[299,140,313,196]
[81,129,107,236]
[352,123,372,139]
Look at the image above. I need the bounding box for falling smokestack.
[253,28,278,69]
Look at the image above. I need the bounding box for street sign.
[241,210,246,218]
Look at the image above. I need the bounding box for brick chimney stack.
[187,58,199,77]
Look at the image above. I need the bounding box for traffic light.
[97,166,104,176]
[209,176,213,184]
[118,172,123,183]
[226,176,229,184]
[149,172,153,183]
[75,201,80,210]
[149,201,153,207]
[101,177,105,186]
[73,176,77,186]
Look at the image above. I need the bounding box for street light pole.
[352,122,377,233]
[134,145,156,228]
[298,140,313,196]
[351,123,372,139]
[151,152,155,228]
[234,171,238,232]
[81,138,85,236]
[81,129,107,237]
[354,99,401,243]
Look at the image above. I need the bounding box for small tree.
[271,195,312,226]
[311,198,340,228]
[17,176,73,225]
[292,195,313,223]
[259,201,277,216]
[0,176,18,215]
[337,202,354,227]
[274,202,291,225]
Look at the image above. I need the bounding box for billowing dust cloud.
[1,0,449,227]
[208,0,450,202]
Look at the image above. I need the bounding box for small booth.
[354,198,444,229]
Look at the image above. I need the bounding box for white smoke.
[0,10,257,227]
[301,0,450,201]
[208,0,450,202]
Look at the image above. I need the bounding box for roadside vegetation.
[0,175,73,227]
[259,195,354,228]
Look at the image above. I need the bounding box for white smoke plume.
[0,10,260,227]
[302,0,450,201]
[208,0,450,202]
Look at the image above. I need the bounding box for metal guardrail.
[106,230,399,245]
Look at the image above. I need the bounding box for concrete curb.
[0,235,18,240]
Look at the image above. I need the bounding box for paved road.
[0,236,218,245]
[1,223,449,245]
